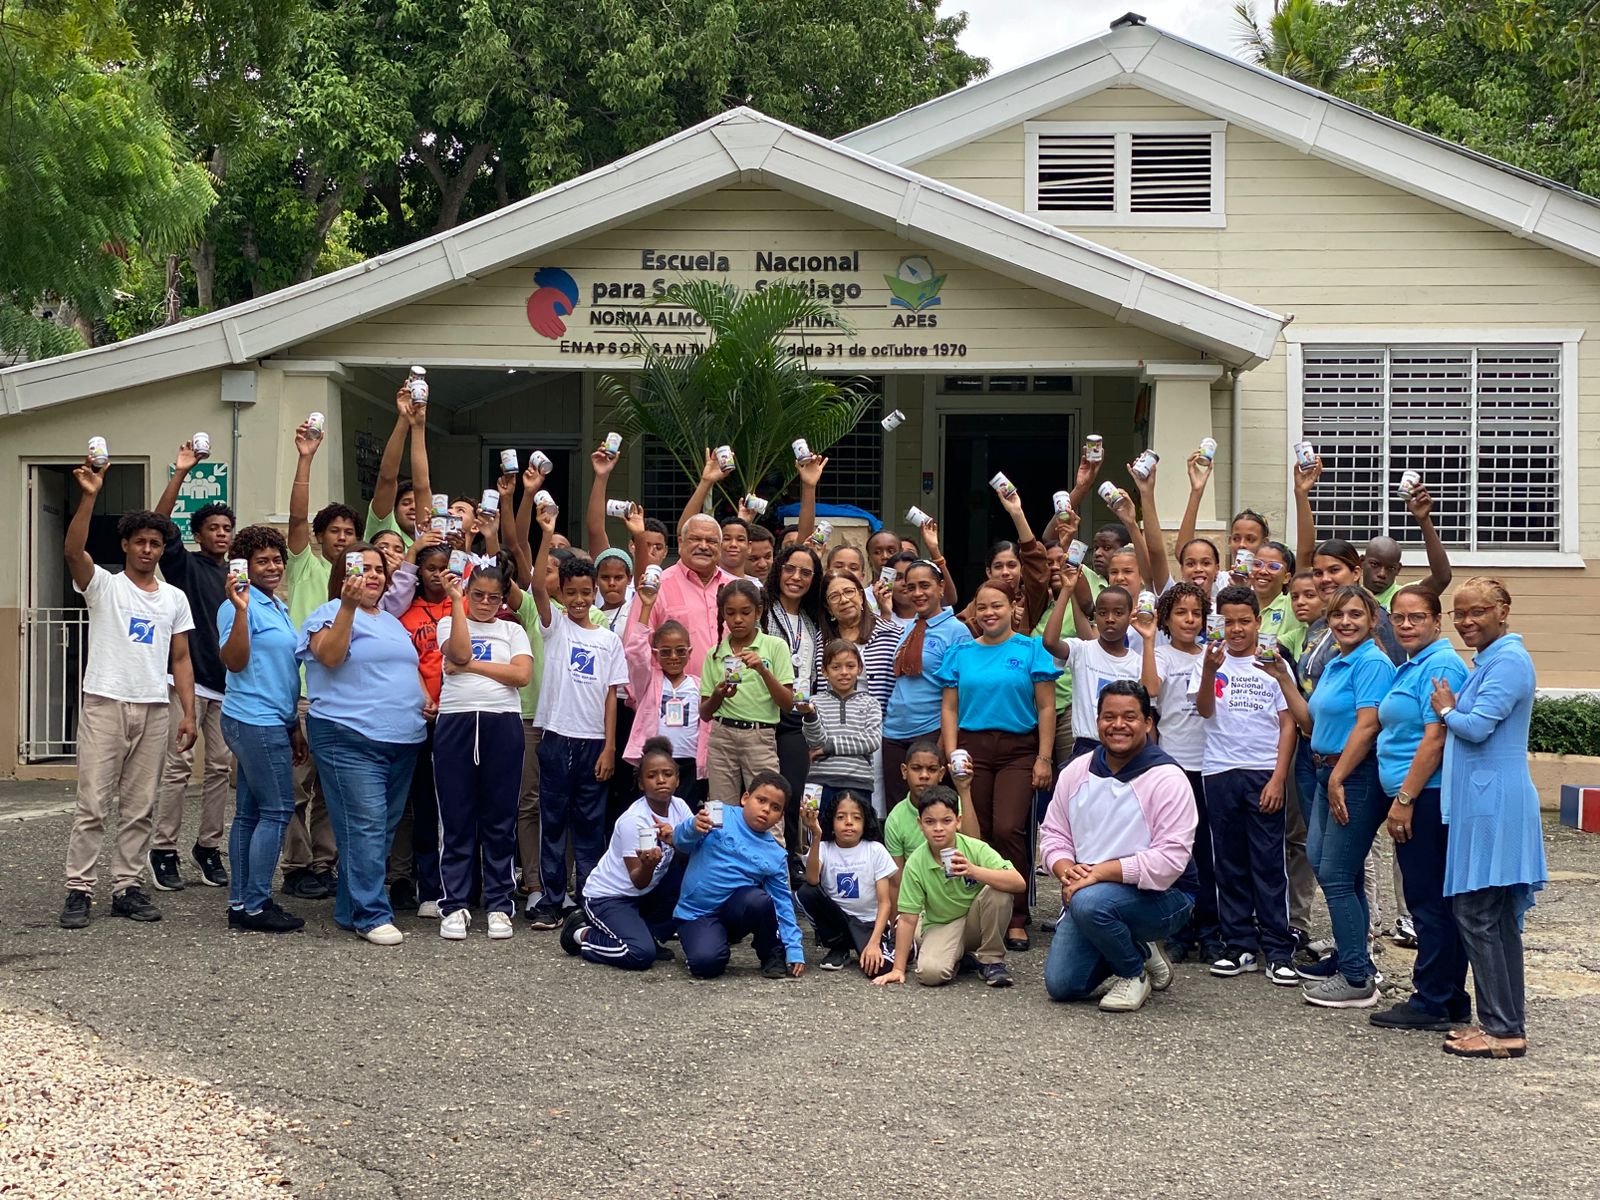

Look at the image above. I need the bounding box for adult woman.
[936,579,1060,949]
[1297,585,1396,1007]
[761,544,825,855]
[957,486,1050,637]
[1432,579,1547,1059]
[1369,586,1472,1032]
[820,572,900,715]
[881,559,972,799]
[1309,540,1403,663]
[217,524,306,933]
[297,543,427,945]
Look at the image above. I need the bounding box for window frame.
[1285,328,1583,567]
[1023,119,1227,228]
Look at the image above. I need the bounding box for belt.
[714,717,776,731]
[1312,753,1342,769]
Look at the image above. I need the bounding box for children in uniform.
[798,791,898,976]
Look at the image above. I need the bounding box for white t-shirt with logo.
[1189,652,1289,774]
[435,616,533,715]
[583,795,695,900]
[1064,639,1144,740]
[1152,644,1205,772]
[817,838,898,924]
[77,566,195,705]
[536,612,628,739]
[655,675,700,759]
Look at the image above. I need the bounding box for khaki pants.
[516,722,543,890]
[913,884,1010,985]
[1051,705,1073,768]
[1365,838,1411,933]
[281,698,337,874]
[65,694,170,892]
[704,723,778,805]
[1284,781,1318,931]
[152,690,230,851]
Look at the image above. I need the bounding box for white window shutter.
[1034,132,1116,213]
[1128,132,1214,212]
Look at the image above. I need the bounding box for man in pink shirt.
[1040,679,1199,1013]
[637,512,734,678]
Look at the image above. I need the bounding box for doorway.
[942,412,1077,589]
[478,444,580,542]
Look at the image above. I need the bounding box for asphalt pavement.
[3,782,1599,1199]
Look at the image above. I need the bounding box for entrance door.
[479,445,579,541]
[942,412,1077,591]
[23,463,146,761]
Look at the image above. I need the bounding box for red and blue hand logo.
[526,268,579,339]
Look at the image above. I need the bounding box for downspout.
[1229,368,1241,520]
[232,401,242,517]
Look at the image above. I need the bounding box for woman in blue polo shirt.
[934,579,1060,950]
[1299,584,1397,1008]
[882,559,972,798]
[1367,585,1471,1032]
[217,525,306,934]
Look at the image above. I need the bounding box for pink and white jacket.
[1040,743,1198,892]
[623,610,708,771]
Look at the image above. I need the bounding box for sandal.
[1004,929,1031,952]
[1442,1030,1526,1059]
[1444,1025,1481,1042]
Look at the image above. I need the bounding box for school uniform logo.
[127,617,157,645]
[470,638,493,662]
[1214,671,1229,699]
[569,646,597,678]
[835,871,860,900]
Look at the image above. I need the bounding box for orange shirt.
[400,596,453,704]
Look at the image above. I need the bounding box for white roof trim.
[0,108,1284,414]
[841,22,1600,270]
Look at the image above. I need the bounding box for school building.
[3,14,1598,775]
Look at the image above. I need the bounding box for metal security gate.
[21,607,89,762]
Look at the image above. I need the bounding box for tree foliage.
[597,281,873,501]
[1233,0,1354,91]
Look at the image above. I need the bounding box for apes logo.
[569,645,597,678]
[127,617,157,645]
[470,638,493,662]
[526,268,580,339]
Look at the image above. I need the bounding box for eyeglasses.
[1451,606,1501,622]
[780,564,814,579]
[1255,561,1287,573]
[655,646,689,658]
[1391,612,1433,626]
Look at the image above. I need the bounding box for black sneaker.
[979,962,1015,988]
[236,905,305,933]
[147,850,185,892]
[1369,999,1454,1031]
[227,906,244,929]
[957,953,980,976]
[59,890,92,929]
[111,887,162,922]
[313,868,337,896]
[820,947,852,971]
[559,909,588,956]
[761,953,789,979]
[282,869,330,900]
[654,943,675,962]
[191,844,228,887]
[526,901,563,930]
[389,878,416,911]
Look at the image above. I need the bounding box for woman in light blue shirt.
[217,525,305,933]
[1431,578,1547,1059]
[1300,584,1397,1007]
[934,579,1060,950]
[882,559,972,796]
[1369,586,1471,1033]
[297,544,427,945]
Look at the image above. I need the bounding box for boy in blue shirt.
[671,772,806,979]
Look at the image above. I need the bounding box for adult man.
[1039,681,1199,1013]
[147,442,234,890]
[634,509,733,671]
[746,525,775,583]
[280,418,358,900]
[60,459,198,928]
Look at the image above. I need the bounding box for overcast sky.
[943,1,1245,75]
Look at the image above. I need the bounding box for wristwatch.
[1395,790,1415,808]
[1438,705,1455,721]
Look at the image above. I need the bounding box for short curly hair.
[117,510,176,542]
[312,502,360,537]
[189,501,235,541]
[229,524,287,565]
[1156,580,1210,635]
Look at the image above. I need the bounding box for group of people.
[58,388,1548,1059]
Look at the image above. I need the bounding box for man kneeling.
[1041,680,1199,1012]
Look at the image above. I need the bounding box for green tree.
[0,0,215,357]
[1233,0,1354,91]
[597,281,873,503]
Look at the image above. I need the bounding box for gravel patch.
[0,1005,295,1198]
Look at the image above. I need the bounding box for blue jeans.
[221,715,297,913]
[306,717,419,933]
[1044,882,1193,1000]
[1308,756,1385,983]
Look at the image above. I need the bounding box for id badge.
[664,698,687,727]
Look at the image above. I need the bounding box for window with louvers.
[1027,125,1221,220]
[1035,133,1116,213]
[1300,346,1562,550]
[1129,132,1213,212]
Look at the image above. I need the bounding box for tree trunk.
[190,241,216,311]
[164,255,182,325]
[293,173,350,284]
[412,138,495,233]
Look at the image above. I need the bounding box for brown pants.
[1284,774,1317,930]
[152,690,230,851]
[281,698,337,874]
[516,722,543,890]
[65,694,170,893]
[958,728,1037,927]
[914,884,1011,984]
[704,723,779,805]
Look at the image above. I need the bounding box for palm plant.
[596,279,873,510]
[1234,0,1354,93]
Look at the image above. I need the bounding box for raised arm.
[1108,489,1153,593]
[1175,450,1211,562]
[1131,460,1170,593]
[1068,450,1098,515]
[795,453,827,545]
[370,389,413,521]
[529,503,557,628]
[1403,485,1453,595]
[154,440,200,518]
[64,460,104,591]
[406,396,431,511]
[509,460,547,591]
[287,421,320,556]
[307,574,365,667]
[678,449,731,542]
[1294,455,1323,571]
[920,518,958,608]
[585,445,618,554]
[1040,564,1092,658]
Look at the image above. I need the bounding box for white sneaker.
[416,900,441,919]
[487,911,514,940]
[439,909,469,941]
[363,923,404,946]
[1099,972,1152,1012]
[1144,942,1173,991]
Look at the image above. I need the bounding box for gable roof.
[840,16,1600,270]
[0,108,1285,417]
